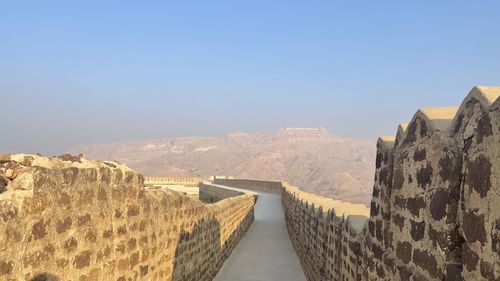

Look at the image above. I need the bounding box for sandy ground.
[213,192,307,281]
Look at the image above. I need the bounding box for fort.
[0,85,498,280]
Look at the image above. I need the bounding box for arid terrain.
[68,128,376,205]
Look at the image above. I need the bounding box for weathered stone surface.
[0,154,256,281]
[279,87,500,281]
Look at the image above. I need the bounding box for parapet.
[0,154,257,281]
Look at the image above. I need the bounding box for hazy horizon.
[2,1,500,155]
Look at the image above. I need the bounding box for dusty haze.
[68,128,376,205]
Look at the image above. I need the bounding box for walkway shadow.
[172,210,255,281]
[172,217,222,281]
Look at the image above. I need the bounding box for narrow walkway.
[213,192,307,281]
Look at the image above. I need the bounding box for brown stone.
[128,238,137,250]
[371,242,383,260]
[476,112,492,143]
[0,260,13,276]
[127,204,140,217]
[368,220,375,237]
[370,202,379,217]
[438,152,462,185]
[396,241,412,264]
[416,164,433,189]
[410,220,425,241]
[393,168,404,190]
[31,219,48,240]
[430,189,449,221]
[117,225,127,236]
[62,167,79,185]
[462,243,479,271]
[463,211,487,244]
[445,263,463,281]
[140,265,149,277]
[376,264,385,278]
[428,225,447,250]
[103,229,113,239]
[115,242,126,254]
[97,188,107,201]
[392,213,405,231]
[64,237,78,253]
[492,219,500,256]
[56,217,72,234]
[407,197,426,217]
[413,147,427,162]
[57,258,69,269]
[376,152,384,168]
[114,208,122,218]
[480,260,495,280]
[413,248,438,278]
[466,155,492,198]
[375,220,383,241]
[77,213,92,226]
[398,264,413,281]
[58,192,72,209]
[419,121,428,137]
[73,250,92,269]
[85,230,97,243]
[379,167,389,186]
[129,251,139,269]
[404,121,418,144]
[78,189,95,205]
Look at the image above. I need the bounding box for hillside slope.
[68,128,376,205]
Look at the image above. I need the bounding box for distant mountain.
[68,128,376,205]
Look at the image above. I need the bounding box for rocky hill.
[68,128,376,205]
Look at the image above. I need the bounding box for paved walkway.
[213,192,307,281]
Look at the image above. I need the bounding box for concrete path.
[213,192,307,281]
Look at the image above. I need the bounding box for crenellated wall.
[0,155,256,281]
[220,86,500,281]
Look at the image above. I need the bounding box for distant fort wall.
[198,182,258,203]
[144,176,211,187]
[0,155,256,281]
[220,86,500,281]
[213,178,283,194]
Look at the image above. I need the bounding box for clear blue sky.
[1,1,499,155]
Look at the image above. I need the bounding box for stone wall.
[198,182,256,203]
[144,176,210,187]
[284,86,500,281]
[0,154,255,281]
[213,178,283,194]
[223,86,500,281]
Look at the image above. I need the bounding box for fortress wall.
[144,176,208,187]
[457,93,500,280]
[225,86,500,281]
[198,182,252,203]
[213,178,283,194]
[281,183,370,281]
[0,155,255,281]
